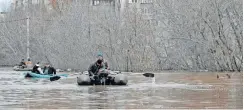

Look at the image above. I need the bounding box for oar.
[143,73,154,78]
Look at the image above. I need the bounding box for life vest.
[32,65,40,74]
[25,61,32,65]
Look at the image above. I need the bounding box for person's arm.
[38,67,44,74]
[88,64,94,76]
[52,67,56,75]
[104,62,109,69]
[100,62,106,70]
[20,62,24,66]
[43,67,46,73]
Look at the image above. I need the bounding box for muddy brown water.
[0,67,242,109]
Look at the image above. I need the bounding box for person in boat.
[88,59,104,79]
[19,59,27,68]
[25,58,33,69]
[43,63,56,75]
[97,52,109,70]
[32,63,44,74]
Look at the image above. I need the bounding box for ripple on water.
[0,69,242,109]
[109,82,212,91]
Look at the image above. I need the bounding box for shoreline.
[0,66,242,73]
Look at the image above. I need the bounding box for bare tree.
[0,0,242,72]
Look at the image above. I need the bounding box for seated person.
[88,59,104,78]
[19,59,27,68]
[43,63,56,75]
[32,63,43,74]
[97,52,109,69]
[25,58,33,69]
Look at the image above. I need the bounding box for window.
[129,0,137,3]
[93,0,100,5]
[141,0,153,4]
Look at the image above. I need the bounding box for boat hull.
[24,72,68,78]
[77,72,128,85]
[13,66,32,71]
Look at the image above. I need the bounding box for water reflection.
[0,68,242,109]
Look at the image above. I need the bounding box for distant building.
[120,0,157,26]
[11,0,50,10]
[10,0,73,16]
[92,0,115,6]
[91,0,116,11]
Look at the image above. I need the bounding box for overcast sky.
[0,0,11,12]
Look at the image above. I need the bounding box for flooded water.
[0,67,242,109]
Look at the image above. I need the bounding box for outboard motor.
[97,71,109,85]
[77,70,128,85]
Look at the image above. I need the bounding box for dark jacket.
[43,66,56,75]
[19,61,26,66]
[88,62,104,76]
[32,65,40,74]
[104,62,108,69]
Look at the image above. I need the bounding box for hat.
[97,52,103,57]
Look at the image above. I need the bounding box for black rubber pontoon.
[77,70,128,85]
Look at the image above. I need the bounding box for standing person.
[43,63,56,75]
[32,63,43,74]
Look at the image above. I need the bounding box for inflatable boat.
[77,70,128,85]
[24,72,68,81]
[13,66,32,71]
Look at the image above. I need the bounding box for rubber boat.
[24,72,68,81]
[77,70,128,85]
[13,66,32,71]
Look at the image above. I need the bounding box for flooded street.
[0,67,242,109]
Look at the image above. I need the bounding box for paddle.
[143,73,155,78]
[50,76,61,81]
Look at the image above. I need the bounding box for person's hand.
[90,75,95,80]
[99,69,105,73]
[91,77,95,80]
